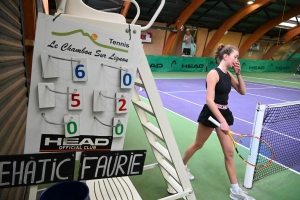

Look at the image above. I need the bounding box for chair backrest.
[57,0,126,23]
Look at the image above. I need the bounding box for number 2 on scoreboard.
[118,99,127,111]
[116,93,128,114]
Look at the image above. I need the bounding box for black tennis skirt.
[197,104,234,128]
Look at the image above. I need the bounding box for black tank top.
[206,68,231,105]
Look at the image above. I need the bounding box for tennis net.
[244,101,300,188]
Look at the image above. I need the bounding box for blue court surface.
[138,78,300,172]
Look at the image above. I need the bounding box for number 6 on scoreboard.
[64,114,80,138]
[116,93,128,114]
[72,57,88,82]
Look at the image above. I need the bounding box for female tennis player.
[182,44,255,200]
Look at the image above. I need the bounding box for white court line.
[139,95,300,175]
[159,90,300,140]
[158,90,205,108]
[139,95,197,125]
[156,78,300,92]
[243,76,300,84]
[244,87,277,90]
[234,91,287,102]
[165,90,206,93]
[246,82,300,92]
[158,90,253,125]
[165,87,277,94]
[265,128,300,142]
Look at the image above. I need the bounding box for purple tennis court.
[138,78,300,174]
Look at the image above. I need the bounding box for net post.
[243,103,266,189]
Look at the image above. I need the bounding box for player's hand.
[220,121,229,134]
[233,60,241,75]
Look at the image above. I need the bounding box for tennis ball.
[91,33,98,40]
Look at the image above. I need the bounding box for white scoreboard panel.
[25,13,142,158]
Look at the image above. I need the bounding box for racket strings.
[236,136,273,168]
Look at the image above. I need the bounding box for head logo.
[171,60,177,67]
[150,63,163,68]
[39,134,112,152]
[249,66,265,70]
[276,66,289,70]
[182,64,204,68]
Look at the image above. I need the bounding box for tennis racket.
[208,116,274,168]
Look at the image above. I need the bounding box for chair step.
[135,78,144,87]
[86,177,142,200]
[132,100,154,116]
[158,159,179,182]
[150,141,171,162]
[164,175,183,194]
[142,122,164,141]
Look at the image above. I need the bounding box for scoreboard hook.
[94,116,122,128]
[45,85,77,95]
[99,92,125,100]
[41,113,73,125]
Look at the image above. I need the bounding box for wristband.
[236,73,241,76]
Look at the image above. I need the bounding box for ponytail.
[214,44,238,64]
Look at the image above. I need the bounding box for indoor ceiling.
[49,0,300,39]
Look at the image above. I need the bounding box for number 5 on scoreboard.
[64,114,80,138]
[72,58,88,81]
[68,87,83,110]
[116,93,128,114]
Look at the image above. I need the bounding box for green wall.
[146,56,292,73]
[290,59,300,73]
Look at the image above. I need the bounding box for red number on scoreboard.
[71,94,80,107]
[118,99,127,111]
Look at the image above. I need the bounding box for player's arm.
[206,70,229,133]
[183,35,187,42]
[228,72,246,95]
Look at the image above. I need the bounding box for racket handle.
[208,116,221,127]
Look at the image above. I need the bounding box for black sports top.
[206,68,232,105]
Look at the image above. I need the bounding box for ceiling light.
[180,25,184,31]
[278,22,297,28]
[289,17,299,22]
[247,0,255,4]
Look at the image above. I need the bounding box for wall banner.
[147,56,210,72]
[146,56,292,73]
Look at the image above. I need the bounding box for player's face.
[186,31,190,35]
[228,50,239,68]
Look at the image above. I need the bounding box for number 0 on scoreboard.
[120,67,134,89]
